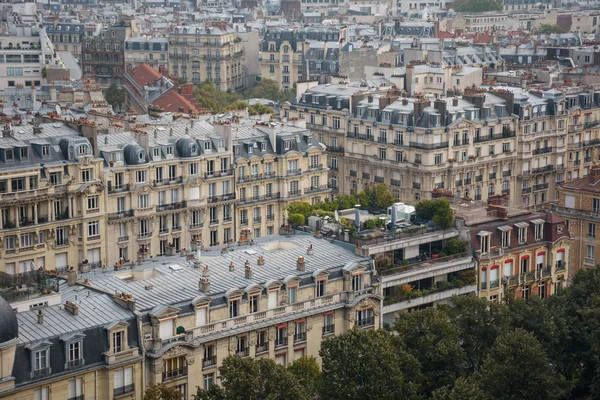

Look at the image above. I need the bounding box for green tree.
[536,24,567,34]
[414,198,453,229]
[288,213,305,227]
[105,83,125,112]
[443,295,511,371]
[359,184,396,212]
[432,377,489,400]
[195,80,241,113]
[319,329,422,400]
[248,103,274,115]
[144,384,184,400]
[394,308,467,394]
[286,202,313,221]
[226,100,249,111]
[249,78,287,103]
[453,0,503,12]
[194,356,309,400]
[476,329,565,400]
[288,356,322,398]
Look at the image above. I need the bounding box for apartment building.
[260,30,304,93]
[233,121,331,240]
[44,20,84,61]
[282,83,394,195]
[124,36,169,71]
[405,64,483,97]
[454,195,572,301]
[168,24,244,92]
[81,21,136,85]
[0,277,143,400]
[0,2,61,87]
[553,164,600,276]
[0,121,106,273]
[351,221,476,325]
[72,233,381,398]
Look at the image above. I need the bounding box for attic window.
[20,147,28,159]
[234,145,240,155]
[261,142,266,152]
[204,142,211,150]
[5,149,13,161]
[78,145,87,155]
[138,152,144,161]
[42,145,49,157]
[166,146,173,155]
[284,141,292,150]
[307,136,313,145]
[153,148,160,158]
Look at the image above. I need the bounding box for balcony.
[349,170,357,177]
[309,164,325,171]
[455,180,463,187]
[322,324,335,336]
[383,285,477,313]
[489,173,496,180]
[209,219,219,225]
[288,190,301,197]
[522,187,532,194]
[255,344,268,354]
[287,169,302,177]
[203,356,217,368]
[109,184,129,194]
[434,183,445,190]
[114,384,135,397]
[475,175,483,182]
[205,169,233,179]
[31,367,50,379]
[156,201,187,212]
[574,159,581,166]
[304,185,329,194]
[208,194,235,203]
[412,182,421,189]
[362,173,370,180]
[240,219,248,226]
[153,176,183,186]
[502,170,512,177]
[534,183,549,191]
[237,172,277,183]
[236,347,249,357]
[108,209,134,220]
[162,366,187,381]
[118,236,129,242]
[67,359,83,369]
[391,179,401,186]
[347,133,374,141]
[237,193,281,205]
[532,165,555,174]
[556,261,566,272]
[474,131,516,143]
[275,337,288,348]
[253,216,262,224]
[328,146,344,153]
[502,189,510,195]
[355,316,375,328]
[409,141,449,150]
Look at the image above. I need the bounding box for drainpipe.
[137,313,147,390]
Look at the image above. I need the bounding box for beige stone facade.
[168,24,244,91]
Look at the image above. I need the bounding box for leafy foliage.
[194,80,242,113]
[536,24,567,34]
[288,213,305,227]
[288,356,322,398]
[319,329,422,400]
[452,0,503,12]
[249,78,288,103]
[194,356,309,400]
[414,198,454,228]
[144,384,184,400]
[104,83,125,112]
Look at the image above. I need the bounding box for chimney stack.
[200,277,210,292]
[2,125,12,138]
[229,261,235,272]
[297,256,305,271]
[67,267,77,286]
[589,164,600,182]
[434,99,447,119]
[65,300,79,315]
[257,255,264,265]
[202,265,209,277]
[452,97,459,107]
[37,309,43,324]
[307,244,314,255]
[245,260,252,279]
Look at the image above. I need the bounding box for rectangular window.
[87,221,99,238]
[81,169,92,182]
[323,313,335,335]
[114,367,134,396]
[534,223,543,240]
[351,274,363,291]
[34,387,49,400]
[229,298,240,318]
[316,279,326,297]
[249,294,259,313]
[589,223,596,238]
[112,331,123,353]
[68,341,81,365]
[518,227,527,244]
[67,378,83,400]
[136,170,147,183]
[287,286,297,304]
[87,195,98,211]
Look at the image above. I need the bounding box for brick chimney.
[245,260,252,279]
[200,277,210,292]
[590,164,600,182]
[67,267,77,286]
[65,301,79,315]
[297,256,305,271]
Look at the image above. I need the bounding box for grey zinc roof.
[17,287,135,345]
[79,234,369,312]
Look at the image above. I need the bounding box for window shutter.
[114,369,124,389]
[124,367,133,386]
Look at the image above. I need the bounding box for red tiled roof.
[438,31,454,39]
[152,91,199,115]
[127,64,162,89]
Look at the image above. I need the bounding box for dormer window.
[204,142,211,150]
[41,145,49,157]
[234,145,240,155]
[515,222,529,244]
[153,148,160,158]
[352,272,364,291]
[261,142,266,152]
[20,147,28,159]
[532,218,544,241]
[498,226,511,248]
[112,331,123,353]
[229,298,240,318]
[307,136,313,145]
[63,333,85,369]
[284,141,292,150]
[138,151,144,162]
[478,231,491,253]
[5,149,13,161]
[165,146,173,156]
[159,318,174,340]
[78,145,87,155]
[316,278,327,297]
[218,140,224,148]
[248,145,253,154]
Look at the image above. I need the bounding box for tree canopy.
[144,384,184,400]
[249,78,289,104]
[452,0,503,12]
[536,24,567,34]
[414,198,454,228]
[104,83,125,113]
